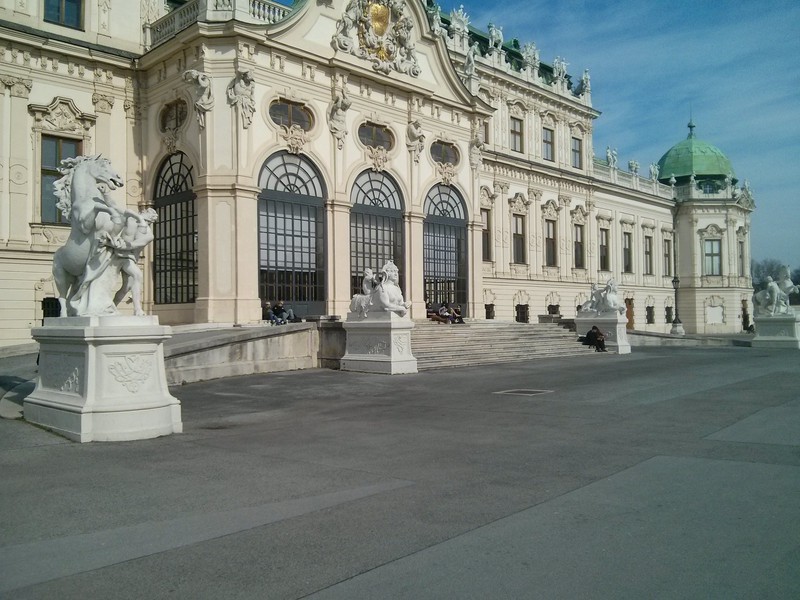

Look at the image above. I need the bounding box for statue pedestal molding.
[751,313,800,350]
[24,316,182,442]
[575,311,631,354]
[341,311,418,374]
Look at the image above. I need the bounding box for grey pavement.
[1,346,798,599]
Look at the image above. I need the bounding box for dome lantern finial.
[687,119,696,139]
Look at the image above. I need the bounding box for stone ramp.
[411,320,593,370]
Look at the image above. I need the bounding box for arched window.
[258,152,327,316]
[153,152,197,304]
[350,170,405,295]
[423,184,468,311]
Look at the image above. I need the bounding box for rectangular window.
[512,215,525,264]
[663,239,672,276]
[510,117,523,153]
[646,305,655,324]
[738,240,745,276]
[599,228,610,271]
[545,219,557,267]
[483,120,490,146]
[704,239,722,275]
[665,306,674,323]
[571,137,583,169]
[542,127,554,161]
[573,224,584,269]
[481,209,491,261]
[41,135,80,224]
[644,235,654,275]
[44,0,83,29]
[623,232,633,273]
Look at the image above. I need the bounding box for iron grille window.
[153,152,197,304]
[41,135,80,224]
[485,303,495,319]
[599,228,610,271]
[646,305,655,324]
[623,232,633,273]
[545,219,557,266]
[44,0,82,29]
[573,224,584,269]
[510,116,523,153]
[423,185,467,311]
[350,170,404,296]
[542,127,554,161]
[515,304,529,323]
[665,306,674,323]
[258,152,326,313]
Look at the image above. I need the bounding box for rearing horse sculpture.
[52,155,125,317]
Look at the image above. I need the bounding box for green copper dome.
[657,121,736,184]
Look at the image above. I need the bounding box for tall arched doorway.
[423,184,468,312]
[152,152,197,305]
[257,151,327,316]
[350,170,405,295]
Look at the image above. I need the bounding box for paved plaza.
[1,346,799,599]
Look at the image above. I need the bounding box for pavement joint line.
[0,479,415,595]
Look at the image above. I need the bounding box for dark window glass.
[510,117,523,153]
[512,215,525,264]
[704,239,722,276]
[269,100,313,131]
[159,100,188,132]
[644,235,653,275]
[663,239,672,276]
[542,127,554,161]
[623,232,633,273]
[41,135,80,224]
[481,209,491,261]
[45,0,82,29]
[573,224,584,269]
[646,305,655,324]
[430,141,459,165]
[571,137,582,168]
[545,219,557,266]
[357,122,394,150]
[599,228,610,271]
[515,304,529,323]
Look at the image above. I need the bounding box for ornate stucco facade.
[0,0,753,347]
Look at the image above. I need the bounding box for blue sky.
[438,0,800,266]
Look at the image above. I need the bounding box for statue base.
[24,316,182,442]
[341,311,418,374]
[575,311,631,354]
[751,313,800,350]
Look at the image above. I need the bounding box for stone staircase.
[411,320,594,370]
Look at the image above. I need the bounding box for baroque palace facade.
[0,0,754,347]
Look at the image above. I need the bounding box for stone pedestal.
[575,311,631,354]
[751,313,800,350]
[341,311,417,374]
[24,316,182,442]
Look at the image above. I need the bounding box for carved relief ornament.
[282,124,310,154]
[332,0,421,78]
[29,97,96,133]
[1,76,33,98]
[509,192,530,215]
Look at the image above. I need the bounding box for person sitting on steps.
[584,325,607,352]
[451,303,465,324]
[272,300,296,325]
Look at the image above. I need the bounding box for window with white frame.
[545,219,557,266]
[704,239,722,276]
[481,208,491,261]
[663,239,672,276]
[44,0,83,29]
[512,215,526,264]
[573,223,584,269]
[41,135,81,224]
[599,227,610,271]
[644,235,654,275]
[542,127,554,161]
[571,137,583,169]
[510,116,523,153]
[623,231,633,273]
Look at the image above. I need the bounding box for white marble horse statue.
[52,155,127,317]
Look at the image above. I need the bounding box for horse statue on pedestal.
[51,155,126,317]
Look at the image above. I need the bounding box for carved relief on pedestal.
[108,355,153,393]
[39,354,83,394]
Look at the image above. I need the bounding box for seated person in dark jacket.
[585,325,607,352]
[272,300,295,325]
[451,304,465,324]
